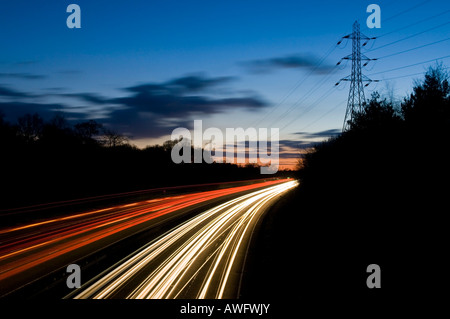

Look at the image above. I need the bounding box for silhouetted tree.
[349,91,402,132]
[297,65,450,283]
[162,139,179,152]
[40,114,79,147]
[16,113,44,143]
[401,64,450,130]
[74,120,103,145]
[49,113,69,130]
[100,128,129,147]
[0,110,17,147]
[0,110,285,209]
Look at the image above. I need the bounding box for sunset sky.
[1,0,449,169]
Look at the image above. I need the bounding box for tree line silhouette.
[290,64,450,295]
[298,64,449,210]
[0,111,285,209]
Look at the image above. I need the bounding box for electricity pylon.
[336,21,378,131]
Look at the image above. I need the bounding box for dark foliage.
[0,114,279,209]
[294,65,450,296]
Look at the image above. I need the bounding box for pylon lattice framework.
[336,21,378,131]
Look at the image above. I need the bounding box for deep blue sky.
[1,0,449,167]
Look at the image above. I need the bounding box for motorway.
[0,179,297,298]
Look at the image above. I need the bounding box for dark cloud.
[59,74,268,138]
[120,74,235,98]
[0,101,79,122]
[215,139,307,162]
[279,152,303,159]
[243,53,334,74]
[61,92,110,105]
[226,139,307,160]
[0,87,97,123]
[279,139,316,151]
[0,85,32,98]
[0,72,46,80]
[279,139,304,149]
[58,70,83,75]
[109,100,266,138]
[43,87,67,92]
[105,109,195,138]
[294,129,341,139]
[166,74,235,93]
[0,74,268,139]
[287,129,341,155]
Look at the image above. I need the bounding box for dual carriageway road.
[0,178,297,299]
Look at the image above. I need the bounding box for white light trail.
[73,180,298,299]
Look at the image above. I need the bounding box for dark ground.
[241,181,448,310]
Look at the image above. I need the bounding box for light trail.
[0,179,290,296]
[72,180,298,299]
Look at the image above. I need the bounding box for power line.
[261,1,442,139]
[269,66,340,129]
[368,20,450,53]
[383,0,433,23]
[377,36,450,59]
[382,66,450,81]
[249,44,338,129]
[376,8,450,38]
[292,60,450,138]
[278,85,338,133]
[261,1,439,136]
[367,54,450,77]
[245,45,340,142]
[289,56,450,134]
[296,99,347,132]
[294,3,442,135]
[263,84,339,142]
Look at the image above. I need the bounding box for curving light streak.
[73,180,298,299]
[0,180,289,286]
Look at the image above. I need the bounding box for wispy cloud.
[294,129,341,139]
[0,72,46,80]
[0,85,32,98]
[12,60,40,66]
[1,74,268,139]
[0,101,73,121]
[104,74,267,137]
[242,53,334,74]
